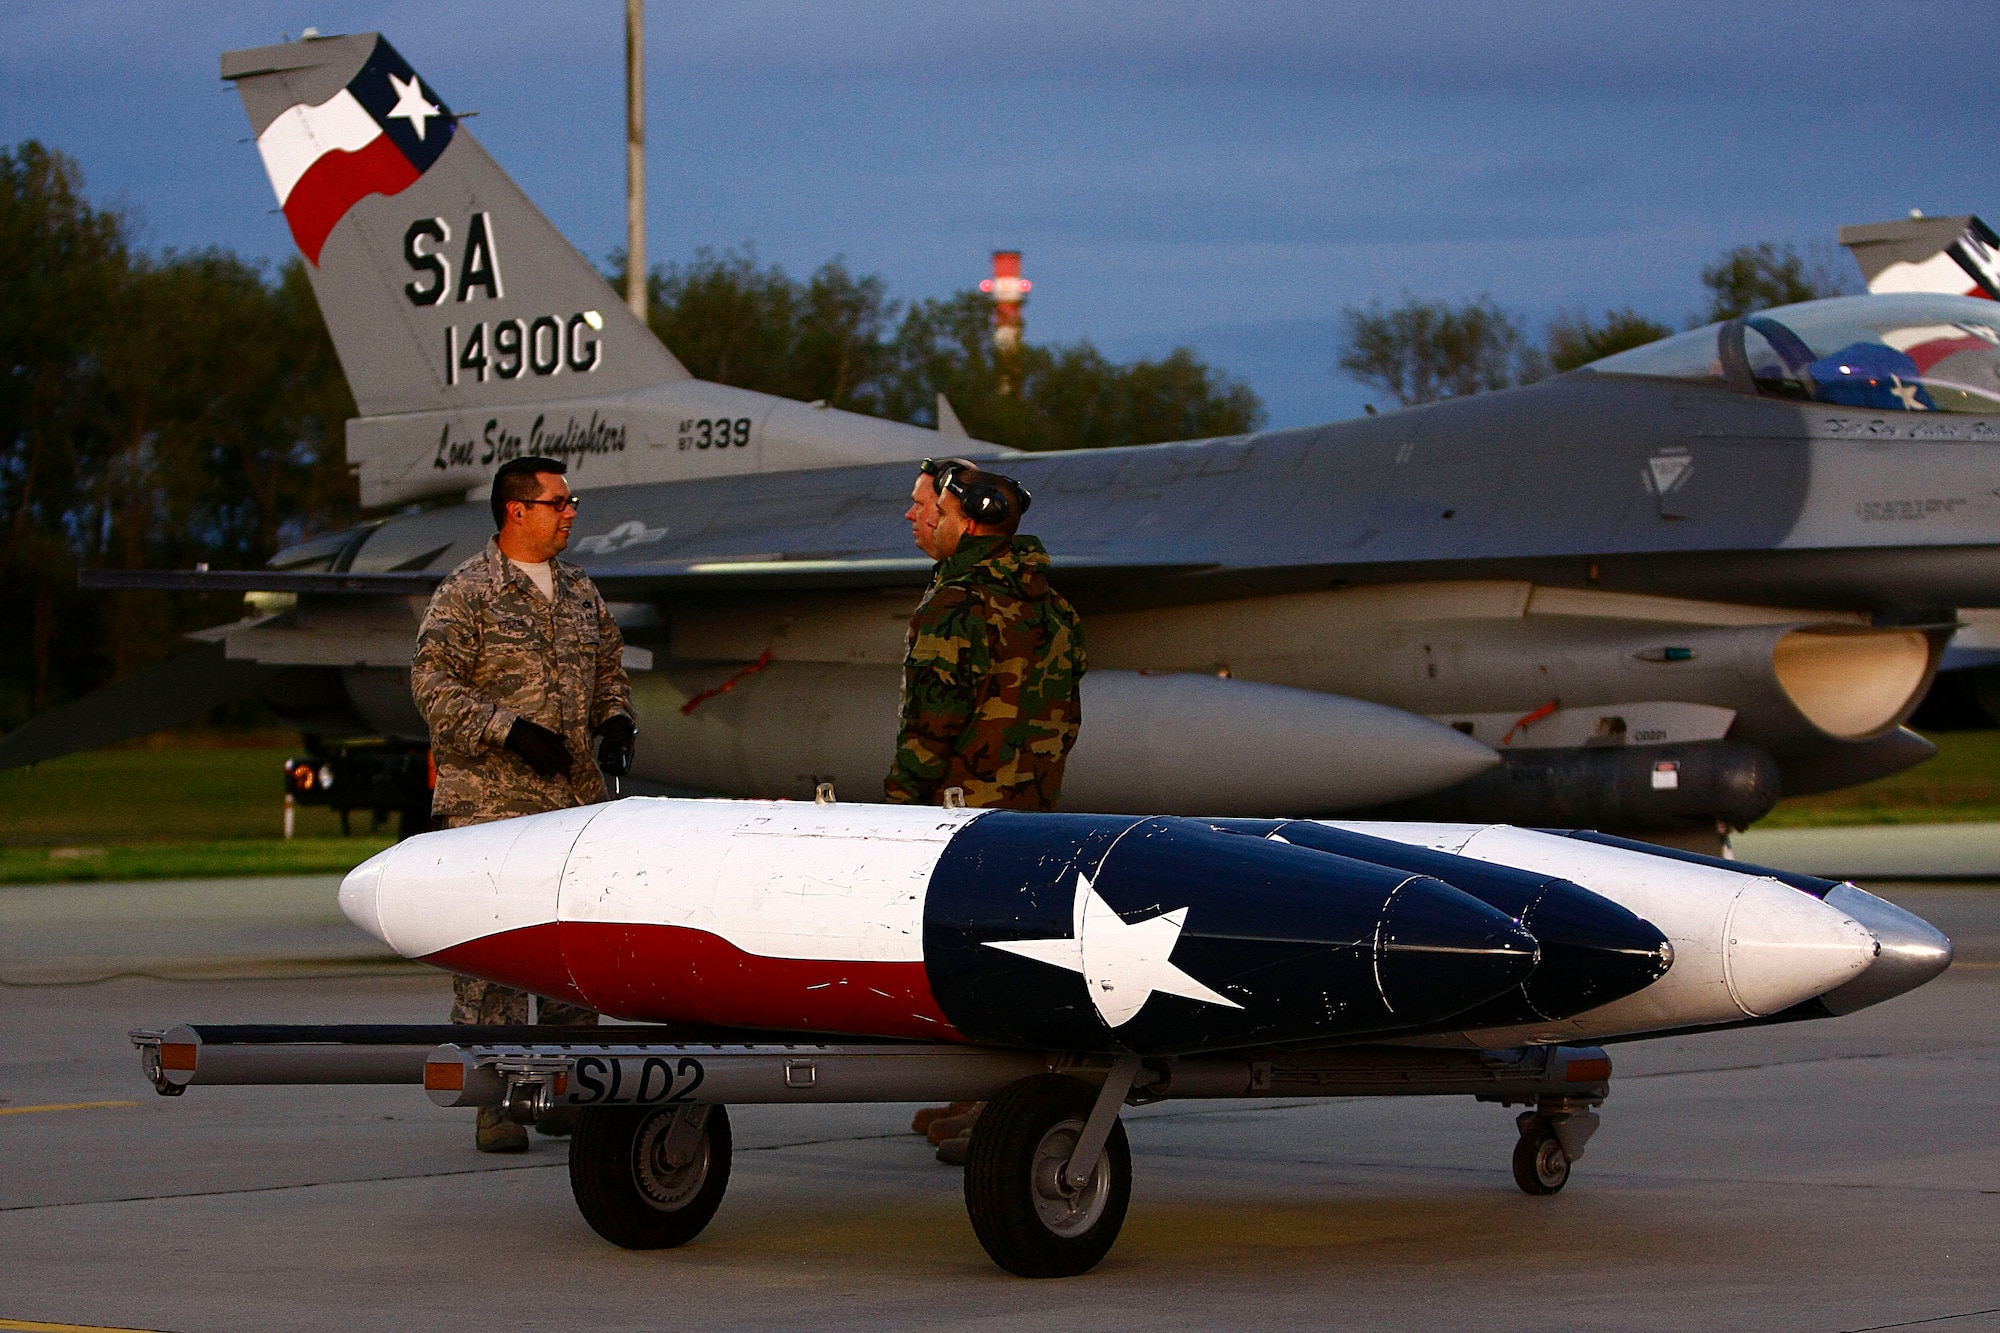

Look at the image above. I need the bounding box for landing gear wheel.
[569,1104,732,1249]
[964,1074,1132,1278]
[1512,1118,1570,1195]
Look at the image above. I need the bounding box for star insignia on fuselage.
[385,73,442,141]
[985,872,1242,1028]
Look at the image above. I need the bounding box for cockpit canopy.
[1584,292,2000,413]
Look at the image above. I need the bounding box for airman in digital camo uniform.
[412,455,637,1152]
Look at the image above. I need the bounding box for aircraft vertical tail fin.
[1839,214,2000,300]
[222,33,687,419]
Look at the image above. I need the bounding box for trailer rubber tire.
[1512,1120,1570,1195]
[569,1104,731,1249]
[964,1074,1130,1278]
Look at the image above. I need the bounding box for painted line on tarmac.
[1842,1306,2000,1331]
[743,1131,911,1152]
[1624,1045,1997,1081]
[0,1102,138,1117]
[0,1160,565,1213]
[0,1312,168,1320]
[0,963,424,988]
[0,1126,979,1213]
[1134,1145,2000,1195]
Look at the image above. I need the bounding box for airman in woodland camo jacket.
[412,537,633,827]
[884,533,1086,811]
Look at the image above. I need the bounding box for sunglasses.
[518,495,581,512]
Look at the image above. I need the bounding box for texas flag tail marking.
[253,37,453,265]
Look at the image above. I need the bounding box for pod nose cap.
[1521,879,1675,1020]
[1814,883,1953,1015]
[338,848,393,949]
[1376,876,1541,1023]
[1724,877,1879,1017]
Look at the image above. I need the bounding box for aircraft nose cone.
[338,848,393,949]
[1375,877,1541,1024]
[1520,879,1675,1019]
[1724,878,1879,1017]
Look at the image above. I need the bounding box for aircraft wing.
[81,555,1220,600]
[0,642,276,770]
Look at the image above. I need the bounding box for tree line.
[0,143,356,729]
[615,246,1265,452]
[1337,242,1858,409]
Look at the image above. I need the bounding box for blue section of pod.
[1211,819,1674,1026]
[922,813,1537,1055]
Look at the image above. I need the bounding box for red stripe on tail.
[281,133,419,265]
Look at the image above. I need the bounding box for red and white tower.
[980,250,1030,392]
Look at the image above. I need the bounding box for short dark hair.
[490,456,568,530]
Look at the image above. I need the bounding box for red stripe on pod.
[562,921,963,1039]
[425,922,963,1040]
[423,921,592,1008]
[281,134,420,265]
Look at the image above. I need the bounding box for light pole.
[625,0,647,324]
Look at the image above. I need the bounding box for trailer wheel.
[1512,1118,1570,1195]
[964,1075,1131,1278]
[569,1104,731,1249]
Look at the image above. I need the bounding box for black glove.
[596,714,638,777]
[504,717,572,778]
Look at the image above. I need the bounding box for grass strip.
[0,838,394,884]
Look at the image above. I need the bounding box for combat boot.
[926,1102,983,1145]
[476,1105,528,1153]
[935,1131,972,1166]
[912,1100,978,1136]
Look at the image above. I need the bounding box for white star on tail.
[985,872,1242,1027]
[385,73,442,140]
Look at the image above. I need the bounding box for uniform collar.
[484,537,571,599]
[933,533,1048,585]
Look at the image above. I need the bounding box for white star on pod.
[985,872,1242,1028]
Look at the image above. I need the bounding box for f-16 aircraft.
[1837,211,2000,726]
[12,32,2000,851]
[132,795,1952,1275]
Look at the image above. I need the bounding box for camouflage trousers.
[450,974,599,1028]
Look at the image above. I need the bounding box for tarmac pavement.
[0,869,1994,1331]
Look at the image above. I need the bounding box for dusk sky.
[6,2,1997,427]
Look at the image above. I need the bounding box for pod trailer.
[132,1024,1610,1278]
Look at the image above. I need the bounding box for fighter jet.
[12,31,2000,849]
[1838,212,2000,726]
[132,795,1951,1275]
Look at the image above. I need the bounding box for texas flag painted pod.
[339,799,1541,1056]
[252,36,454,264]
